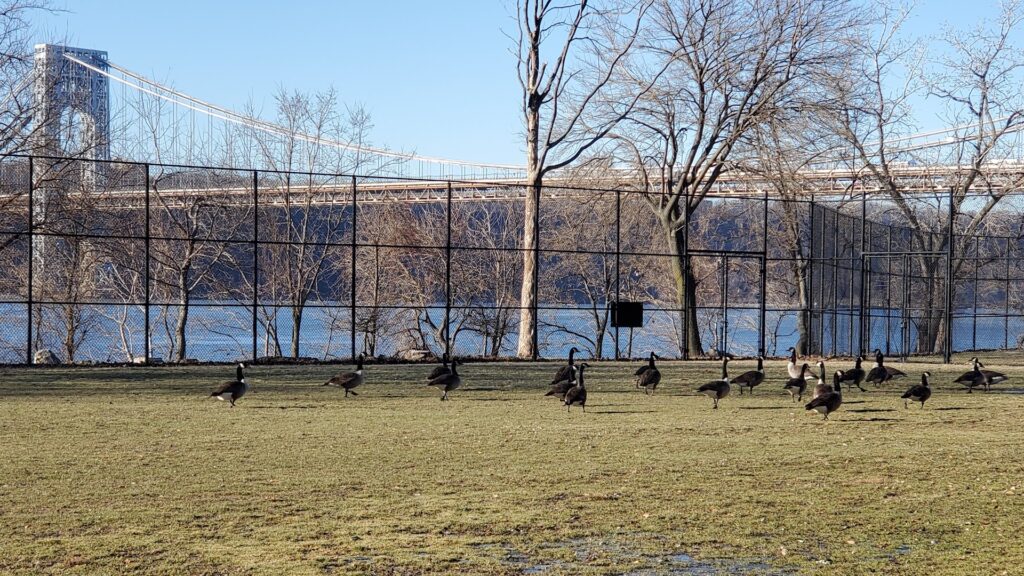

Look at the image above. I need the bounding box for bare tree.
[513,0,656,358]
[614,0,859,356]
[832,0,1024,353]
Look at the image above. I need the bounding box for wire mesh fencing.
[1,154,1024,365]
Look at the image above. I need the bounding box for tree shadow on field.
[931,406,974,411]
[589,408,657,415]
[849,417,900,422]
[846,408,896,413]
[737,406,789,410]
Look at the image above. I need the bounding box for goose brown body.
[811,361,830,400]
[324,353,366,397]
[866,349,905,385]
[732,356,765,394]
[551,347,579,386]
[954,357,1007,393]
[837,356,867,391]
[211,363,248,407]
[427,353,451,381]
[428,360,461,400]
[697,357,730,409]
[635,353,661,394]
[783,363,810,402]
[902,372,932,408]
[805,371,843,420]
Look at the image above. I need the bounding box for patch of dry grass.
[0,355,1021,574]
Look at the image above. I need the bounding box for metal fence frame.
[1,153,1023,364]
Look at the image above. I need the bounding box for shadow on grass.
[846,408,897,413]
[852,417,901,422]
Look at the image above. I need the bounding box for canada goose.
[786,347,814,380]
[634,352,658,384]
[210,363,249,407]
[865,349,906,385]
[697,357,730,409]
[428,358,461,401]
[901,372,932,408]
[545,364,577,399]
[427,352,451,380]
[323,353,366,397]
[954,357,1008,393]
[805,370,843,420]
[837,356,867,392]
[732,356,765,395]
[783,363,810,402]
[636,353,662,394]
[811,361,830,400]
[552,347,580,387]
[564,363,588,412]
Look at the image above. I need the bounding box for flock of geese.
[209,347,1010,420]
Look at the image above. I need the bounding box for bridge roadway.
[7,163,1024,208]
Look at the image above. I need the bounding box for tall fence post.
[831,209,839,355]
[681,191,689,360]
[144,163,151,364]
[350,175,358,360]
[806,195,815,356]
[25,156,33,365]
[444,181,452,359]
[885,227,893,356]
[251,170,259,361]
[532,184,540,361]
[759,191,768,357]
[943,186,955,363]
[972,238,979,351]
[614,189,621,361]
[1005,237,1011,349]
[858,191,867,357]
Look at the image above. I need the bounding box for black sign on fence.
[611,301,644,328]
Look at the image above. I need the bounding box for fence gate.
[688,249,767,358]
[861,251,949,360]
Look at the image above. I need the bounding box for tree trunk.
[516,176,540,358]
[781,199,811,355]
[914,256,943,354]
[291,304,303,358]
[667,224,702,357]
[175,294,188,362]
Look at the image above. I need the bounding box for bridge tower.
[32,44,110,161]
[30,45,110,293]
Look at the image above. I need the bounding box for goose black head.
[450,358,459,374]
[576,362,589,383]
[799,362,810,375]
[236,363,245,382]
[833,370,844,385]
[568,347,579,362]
[921,371,931,386]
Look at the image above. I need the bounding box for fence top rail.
[8,152,1024,202]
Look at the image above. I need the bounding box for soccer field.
[1,357,1021,575]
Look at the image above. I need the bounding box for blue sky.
[31,1,1013,166]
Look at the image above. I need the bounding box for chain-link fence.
[1,154,1023,364]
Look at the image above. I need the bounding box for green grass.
[1,355,1022,575]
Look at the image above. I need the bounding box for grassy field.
[1,354,1022,575]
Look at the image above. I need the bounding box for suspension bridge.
[7,43,1024,204]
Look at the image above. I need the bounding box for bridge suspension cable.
[62,53,526,175]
